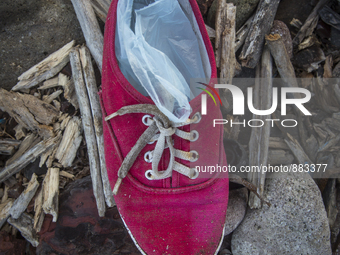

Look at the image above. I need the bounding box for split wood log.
[80,46,115,208]
[235,14,254,52]
[248,45,272,209]
[33,188,45,232]
[0,139,21,155]
[239,0,280,68]
[7,134,39,166]
[42,168,60,222]
[12,40,75,91]
[91,0,111,22]
[0,135,61,183]
[70,49,106,217]
[0,89,58,138]
[267,150,294,165]
[9,174,39,219]
[38,76,59,90]
[0,199,14,229]
[71,0,103,71]
[55,116,83,167]
[292,0,331,47]
[8,213,39,247]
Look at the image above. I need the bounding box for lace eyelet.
[190,130,199,142]
[190,150,199,162]
[145,170,154,180]
[144,151,153,163]
[190,168,199,179]
[142,115,152,126]
[192,112,202,123]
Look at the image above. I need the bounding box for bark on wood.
[292,0,331,47]
[7,134,39,166]
[33,188,45,232]
[8,213,39,247]
[239,0,280,68]
[0,135,60,183]
[91,0,111,22]
[79,46,115,208]
[70,49,106,217]
[42,168,59,222]
[248,46,272,209]
[267,149,294,165]
[55,116,82,167]
[235,14,254,52]
[12,40,75,91]
[71,0,103,71]
[0,199,14,229]
[0,139,21,155]
[9,174,39,219]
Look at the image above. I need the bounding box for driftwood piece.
[60,171,75,180]
[239,0,280,68]
[55,116,82,167]
[33,188,45,232]
[9,174,39,219]
[267,150,294,165]
[91,0,111,22]
[0,135,60,183]
[70,49,106,217]
[12,41,75,91]
[46,136,61,168]
[215,0,228,68]
[38,76,59,90]
[71,0,103,71]
[42,168,59,222]
[248,46,272,209]
[0,199,14,229]
[59,73,79,109]
[285,133,313,165]
[293,0,331,47]
[43,90,63,104]
[205,25,216,38]
[269,137,290,150]
[0,89,58,138]
[220,4,237,81]
[8,213,39,247]
[7,134,39,166]
[13,124,26,140]
[80,46,115,208]
[0,139,21,155]
[235,14,254,52]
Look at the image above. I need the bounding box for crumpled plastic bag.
[116,0,206,122]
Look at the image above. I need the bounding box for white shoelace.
[105,104,201,194]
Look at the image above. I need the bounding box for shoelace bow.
[105,104,201,195]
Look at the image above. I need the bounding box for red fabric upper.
[100,0,229,254]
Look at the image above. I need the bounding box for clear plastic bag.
[115,0,207,122]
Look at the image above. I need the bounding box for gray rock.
[231,172,332,255]
[207,0,260,30]
[224,188,247,235]
[0,0,84,90]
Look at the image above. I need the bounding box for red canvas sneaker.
[99,0,229,254]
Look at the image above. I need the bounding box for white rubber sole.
[120,212,226,255]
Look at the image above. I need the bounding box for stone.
[231,172,332,255]
[224,188,247,235]
[0,0,84,91]
[37,176,140,255]
[207,0,260,30]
